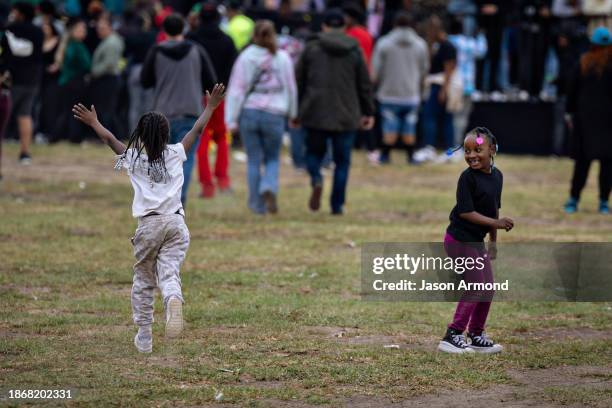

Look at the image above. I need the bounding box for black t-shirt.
[0,21,43,86]
[447,167,503,242]
[430,39,456,74]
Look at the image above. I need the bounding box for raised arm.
[181,83,225,153]
[72,104,126,154]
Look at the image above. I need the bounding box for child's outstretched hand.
[206,83,225,109]
[72,103,99,127]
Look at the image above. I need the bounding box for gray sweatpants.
[131,213,190,327]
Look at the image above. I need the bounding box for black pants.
[53,77,89,143]
[518,28,550,97]
[570,158,612,201]
[90,75,121,136]
[477,23,503,92]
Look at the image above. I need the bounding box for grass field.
[1,142,611,407]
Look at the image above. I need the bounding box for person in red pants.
[197,98,231,198]
[188,1,237,198]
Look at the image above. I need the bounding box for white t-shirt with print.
[120,143,186,218]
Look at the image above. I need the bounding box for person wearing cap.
[564,26,612,215]
[188,1,238,198]
[295,8,375,215]
[224,0,254,51]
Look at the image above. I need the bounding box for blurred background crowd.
[0,0,610,213]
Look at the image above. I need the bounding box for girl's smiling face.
[464,134,494,172]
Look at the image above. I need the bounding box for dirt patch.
[507,365,611,388]
[260,366,611,408]
[239,374,284,389]
[146,355,182,368]
[6,158,126,185]
[0,284,52,296]
[512,327,612,341]
[305,326,436,350]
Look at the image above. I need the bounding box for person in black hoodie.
[564,27,612,215]
[0,2,43,164]
[187,1,237,198]
[295,9,374,215]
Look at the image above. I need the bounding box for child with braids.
[437,127,514,354]
[72,84,226,353]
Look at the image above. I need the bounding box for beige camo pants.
[131,213,190,327]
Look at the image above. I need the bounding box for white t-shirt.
[120,143,187,218]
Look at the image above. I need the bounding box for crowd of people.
[0,0,609,356]
[0,0,610,214]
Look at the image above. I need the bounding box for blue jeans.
[379,102,419,137]
[290,125,332,169]
[305,129,355,213]
[240,109,285,214]
[421,84,454,149]
[169,116,198,205]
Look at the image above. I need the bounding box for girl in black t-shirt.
[437,127,514,354]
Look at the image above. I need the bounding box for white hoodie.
[225,44,298,129]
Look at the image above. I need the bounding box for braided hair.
[115,112,171,184]
[447,126,499,167]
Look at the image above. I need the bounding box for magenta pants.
[444,232,494,335]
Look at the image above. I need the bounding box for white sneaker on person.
[134,326,152,353]
[367,150,380,166]
[438,328,475,354]
[165,297,184,338]
[467,332,503,354]
[413,145,437,164]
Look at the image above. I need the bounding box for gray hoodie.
[141,40,217,120]
[372,28,429,105]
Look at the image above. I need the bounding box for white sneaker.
[467,332,503,354]
[438,328,475,354]
[165,297,184,338]
[134,327,152,353]
[413,146,437,164]
[490,91,506,102]
[367,150,380,166]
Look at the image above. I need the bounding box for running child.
[72,83,226,353]
[438,126,514,354]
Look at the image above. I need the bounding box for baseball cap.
[591,26,612,46]
[323,8,345,28]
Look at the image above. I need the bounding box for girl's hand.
[206,83,226,109]
[72,103,99,127]
[495,217,514,231]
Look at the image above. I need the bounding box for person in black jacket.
[564,27,612,215]
[187,1,237,198]
[294,9,374,215]
[0,2,43,164]
[475,0,507,92]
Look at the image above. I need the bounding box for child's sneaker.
[165,297,184,338]
[467,331,503,354]
[564,197,578,214]
[134,326,152,353]
[599,200,609,215]
[438,327,475,354]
